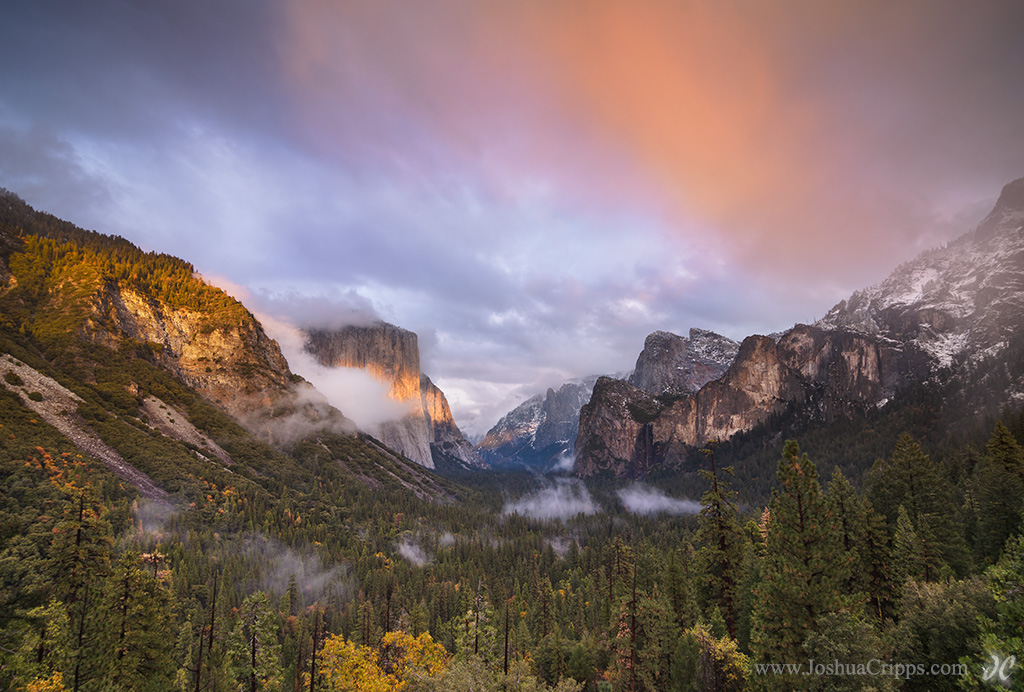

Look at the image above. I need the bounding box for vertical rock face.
[305,323,423,402]
[628,328,739,396]
[816,176,1024,370]
[574,174,1024,479]
[304,323,433,467]
[574,377,660,477]
[93,284,297,423]
[477,377,598,468]
[421,374,483,468]
[304,322,482,469]
[661,335,804,446]
[574,177,1024,478]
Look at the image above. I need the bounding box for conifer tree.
[972,455,1023,563]
[453,585,498,664]
[860,498,894,624]
[664,545,698,635]
[867,433,967,573]
[973,422,1024,562]
[100,553,175,691]
[751,441,848,673]
[987,420,1024,480]
[824,470,867,597]
[694,441,745,640]
[47,490,113,692]
[972,532,1024,682]
[228,592,282,692]
[892,505,926,586]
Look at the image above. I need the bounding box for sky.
[2,0,1024,437]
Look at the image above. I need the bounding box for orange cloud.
[277,0,1005,287]
[523,2,823,243]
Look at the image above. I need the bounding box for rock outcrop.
[817,176,1024,371]
[90,283,298,423]
[421,374,483,468]
[574,377,661,477]
[576,326,929,477]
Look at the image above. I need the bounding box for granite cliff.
[628,328,739,396]
[304,323,482,469]
[575,327,924,477]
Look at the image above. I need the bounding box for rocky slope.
[90,281,312,434]
[304,323,482,469]
[575,177,1024,478]
[477,376,598,468]
[575,326,926,477]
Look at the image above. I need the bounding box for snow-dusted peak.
[628,328,740,396]
[818,177,1024,368]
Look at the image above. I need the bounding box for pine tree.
[891,505,926,586]
[228,592,282,692]
[971,532,1024,685]
[664,545,698,635]
[100,553,175,691]
[751,441,848,672]
[46,490,113,692]
[824,469,867,598]
[973,422,1024,563]
[972,455,1023,563]
[860,498,894,624]
[694,441,745,640]
[453,585,498,664]
[987,421,1024,480]
[867,433,968,573]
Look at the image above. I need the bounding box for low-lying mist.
[617,484,701,515]
[502,478,599,520]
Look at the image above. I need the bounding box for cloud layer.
[2,1,1023,434]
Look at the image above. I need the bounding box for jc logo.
[983,654,1017,684]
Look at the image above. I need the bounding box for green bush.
[3,371,23,386]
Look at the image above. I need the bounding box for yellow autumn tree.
[318,630,449,692]
[20,672,66,692]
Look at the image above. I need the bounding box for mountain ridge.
[0,189,460,501]
[573,176,1024,477]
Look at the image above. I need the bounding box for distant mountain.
[477,376,600,469]
[478,329,740,472]
[575,176,1024,478]
[304,323,483,470]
